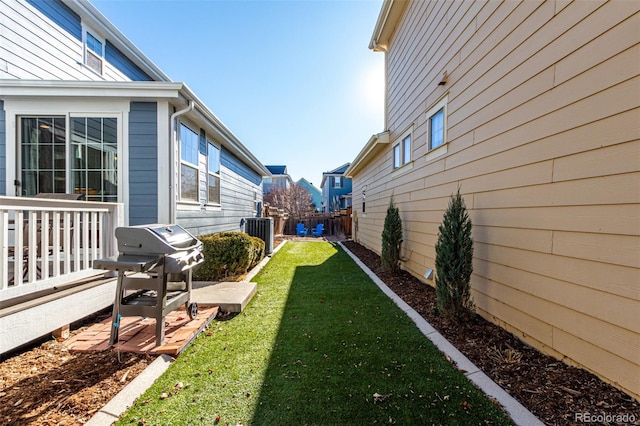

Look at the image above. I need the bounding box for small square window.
[86,32,103,56]
[84,31,104,74]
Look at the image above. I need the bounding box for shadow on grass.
[250,243,512,425]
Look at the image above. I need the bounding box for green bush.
[248,235,265,270]
[193,232,265,281]
[435,187,475,321]
[381,197,403,273]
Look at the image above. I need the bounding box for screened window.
[207,141,221,205]
[180,124,199,201]
[429,108,444,150]
[84,31,103,74]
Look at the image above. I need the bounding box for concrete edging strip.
[339,242,544,426]
[86,354,173,426]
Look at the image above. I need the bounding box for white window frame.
[392,126,413,170]
[179,123,199,203]
[333,176,342,188]
[17,113,121,201]
[207,139,221,206]
[82,27,105,75]
[427,95,447,152]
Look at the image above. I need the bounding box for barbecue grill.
[93,224,204,347]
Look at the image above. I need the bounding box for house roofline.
[369,0,409,52]
[0,79,270,177]
[179,84,271,177]
[344,131,390,177]
[321,162,352,188]
[63,0,171,82]
[323,162,351,175]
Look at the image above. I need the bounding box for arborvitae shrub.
[381,198,403,273]
[193,232,265,281]
[435,188,475,321]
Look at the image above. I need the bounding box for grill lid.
[115,224,201,255]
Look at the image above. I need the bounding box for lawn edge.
[86,241,287,426]
[86,354,173,426]
[338,241,545,426]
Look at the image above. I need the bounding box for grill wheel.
[187,302,198,320]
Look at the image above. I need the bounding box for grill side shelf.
[93,255,162,273]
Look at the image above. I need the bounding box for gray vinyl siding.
[0,101,5,195]
[128,102,158,225]
[176,148,262,237]
[221,149,262,186]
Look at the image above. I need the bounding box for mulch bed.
[0,238,637,425]
[0,311,153,425]
[342,240,639,426]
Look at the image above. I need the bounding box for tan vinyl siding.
[355,0,640,398]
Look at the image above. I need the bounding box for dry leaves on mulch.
[342,240,639,426]
[0,314,153,426]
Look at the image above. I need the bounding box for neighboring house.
[346,0,639,399]
[262,165,293,195]
[297,178,322,212]
[320,163,352,213]
[0,0,269,234]
[0,0,269,354]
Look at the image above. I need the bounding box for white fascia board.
[369,0,409,51]
[345,131,390,177]
[179,84,270,177]
[0,80,183,100]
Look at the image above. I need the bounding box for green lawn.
[117,242,513,425]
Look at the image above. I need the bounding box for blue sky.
[92,0,385,189]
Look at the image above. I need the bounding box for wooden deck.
[64,306,219,356]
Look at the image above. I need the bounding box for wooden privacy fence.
[284,207,352,237]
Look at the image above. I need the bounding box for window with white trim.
[427,96,447,151]
[333,176,342,188]
[207,140,221,205]
[19,115,119,202]
[84,30,104,74]
[393,128,412,169]
[180,123,199,201]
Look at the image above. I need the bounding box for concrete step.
[191,281,257,313]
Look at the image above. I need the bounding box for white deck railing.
[0,196,124,299]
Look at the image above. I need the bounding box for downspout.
[169,100,194,223]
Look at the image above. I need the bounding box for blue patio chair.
[311,223,324,237]
[296,223,308,237]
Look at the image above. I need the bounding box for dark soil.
[342,240,639,426]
